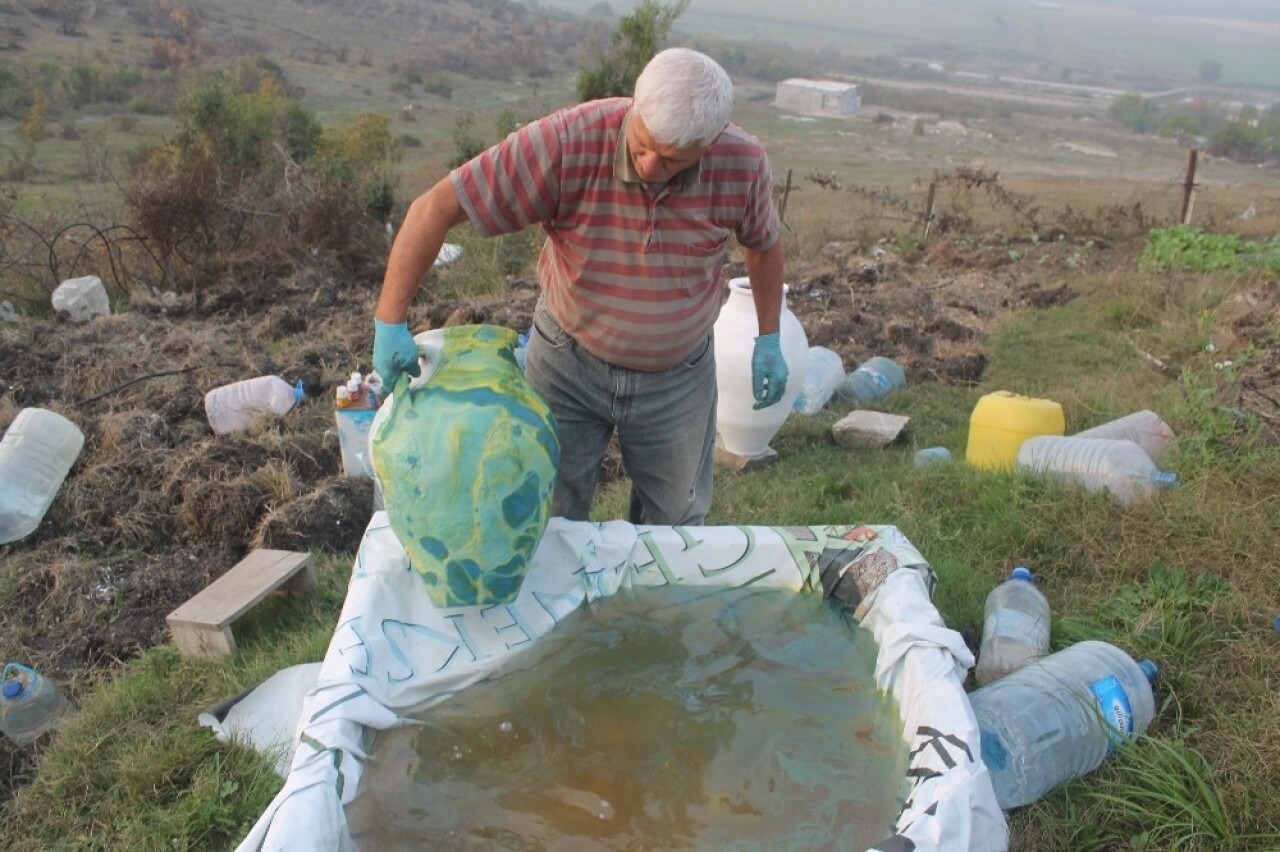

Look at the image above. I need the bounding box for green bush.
[576,0,688,102]
[125,73,397,289]
[1141,225,1280,274]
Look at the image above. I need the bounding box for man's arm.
[375,176,470,323]
[742,239,786,335]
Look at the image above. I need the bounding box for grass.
[3,551,353,851]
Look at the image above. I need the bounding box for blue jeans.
[524,300,717,525]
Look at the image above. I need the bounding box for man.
[372,47,787,526]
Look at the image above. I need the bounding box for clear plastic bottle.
[975,566,1050,686]
[1073,410,1174,461]
[0,408,85,545]
[913,446,953,466]
[1015,435,1179,504]
[793,346,846,415]
[0,663,70,745]
[204,376,305,435]
[837,356,906,404]
[970,640,1157,809]
[514,331,529,373]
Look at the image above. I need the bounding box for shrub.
[125,73,396,290]
[576,0,688,102]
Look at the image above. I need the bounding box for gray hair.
[633,48,733,148]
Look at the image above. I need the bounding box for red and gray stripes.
[453,98,780,371]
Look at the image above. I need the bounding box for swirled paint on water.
[371,325,559,607]
[346,586,909,849]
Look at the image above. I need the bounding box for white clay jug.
[713,278,808,457]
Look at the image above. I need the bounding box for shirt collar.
[616,110,704,188]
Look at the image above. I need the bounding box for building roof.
[778,78,858,93]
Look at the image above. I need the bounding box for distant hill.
[542,0,1280,92]
[0,0,591,83]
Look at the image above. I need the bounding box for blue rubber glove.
[372,319,422,389]
[751,332,788,410]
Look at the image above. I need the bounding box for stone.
[832,410,910,448]
[51,275,110,323]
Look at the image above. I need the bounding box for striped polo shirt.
[451,98,780,371]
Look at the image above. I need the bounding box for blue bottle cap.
[1138,659,1158,683]
[3,680,23,699]
[1010,566,1033,582]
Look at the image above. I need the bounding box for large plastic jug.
[0,408,85,544]
[966,391,1064,471]
[970,641,1157,809]
[1016,435,1179,504]
[204,376,304,435]
[1,663,71,745]
[1074,410,1174,461]
[793,346,846,415]
[837,356,906,404]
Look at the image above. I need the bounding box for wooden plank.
[166,549,314,661]
[171,623,236,662]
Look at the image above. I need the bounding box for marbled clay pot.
[371,324,560,607]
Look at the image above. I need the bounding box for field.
[0,0,1279,849]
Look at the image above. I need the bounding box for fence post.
[778,167,794,225]
[1179,148,1199,225]
[922,181,937,241]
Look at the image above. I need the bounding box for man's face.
[626,113,710,183]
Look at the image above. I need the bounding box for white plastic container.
[713,279,808,457]
[0,408,85,544]
[970,640,1157,809]
[793,346,846,415]
[1015,435,1179,504]
[204,376,304,435]
[1074,410,1174,461]
[975,566,1050,686]
[837,356,906,404]
[0,663,70,745]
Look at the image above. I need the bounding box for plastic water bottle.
[837,356,906,404]
[1015,436,1179,504]
[1073,410,1174,461]
[0,408,85,545]
[204,376,305,435]
[793,346,846,415]
[970,640,1157,809]
[514,331,529,373]
[975,567,1050,686]
[913,446,952,466]
[0,663,70,745]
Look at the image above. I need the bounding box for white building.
[773,79,861,118]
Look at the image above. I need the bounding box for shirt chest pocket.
[676,233,730,271]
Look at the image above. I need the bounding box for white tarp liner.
[200,663,322,778]
[235,514,1007,851]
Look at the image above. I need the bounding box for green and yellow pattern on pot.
[371,325,559,607]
